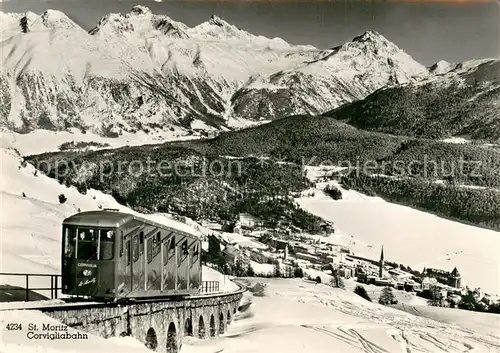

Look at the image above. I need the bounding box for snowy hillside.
[0,5,429,137]
[182,278,500,353]
[0,144,241,294]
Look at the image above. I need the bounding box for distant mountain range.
[1,5,498,143]
[1,5,431,136]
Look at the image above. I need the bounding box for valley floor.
[296,180,500,294]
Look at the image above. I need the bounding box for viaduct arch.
[42,290,244,353]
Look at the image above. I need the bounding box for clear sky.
[1,0,498,65]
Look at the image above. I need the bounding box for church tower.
[379,246,384,278]
[449,267,462,288]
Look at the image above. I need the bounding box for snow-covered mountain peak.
[317,31,429,82]
[128,5,153,17]
[89,13,134,36]
[22,11,40,27]
[89,6,188,39]
[338,30,403,57]
[0,9,84,35]
[429,60,455,75]
[190,14,249,41]
[40,9,81,30]
[208,14,225,27]
[352,30,391,45]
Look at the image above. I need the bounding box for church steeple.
[379,245,384,278]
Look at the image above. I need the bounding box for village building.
[200,221,223,231]
[422,267,462,289]
[271,238,289,251]
[223,245,241,264]
[295,252,323,265]
[238,213,262,230]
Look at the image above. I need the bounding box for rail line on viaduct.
[5,284,245,353]
[43,288,244,353]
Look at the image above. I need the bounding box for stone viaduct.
[41,289,245,353]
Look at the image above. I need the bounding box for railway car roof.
[63,210,200,239]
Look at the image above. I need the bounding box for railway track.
[0,296,201,312]
[0,284,247,312]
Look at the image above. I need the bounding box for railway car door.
[124,237,132,292]
[146,232,161,291]
[131,232,144,293]
[139,231,144,290]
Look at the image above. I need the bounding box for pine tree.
[457,290,479,311]
[273,262,281,278]
[334,276,345,289]
[207,235,226,270]
[246,264,255,277]
[234,258,245,277]
[379,286,398,305]
[427,286,443,307]
[293,266,304,278]
[354,285,372,302]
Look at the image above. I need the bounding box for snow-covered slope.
[0,5,429,138]
[182,278,500,353]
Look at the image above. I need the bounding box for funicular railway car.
[61,209,202,300]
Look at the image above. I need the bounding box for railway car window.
[177,239,187,263]
[153,232,161,257]
[192,244,199,263]
[99,229,115,260]
[125,240,131,265]
[163,240,169,265]
[133,235,139,262]
[147,238,153,263]
[182,240,188,256]
[168,236,176,258]
[119,231,123,257]
[76,229,98,260]
[64,227,76,258]
[139,232,144,255]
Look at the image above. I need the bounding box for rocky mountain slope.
[325,58,500,141]
[1,5,429,137]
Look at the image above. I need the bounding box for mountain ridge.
[324,58,500,141]
[0,5,478,139]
